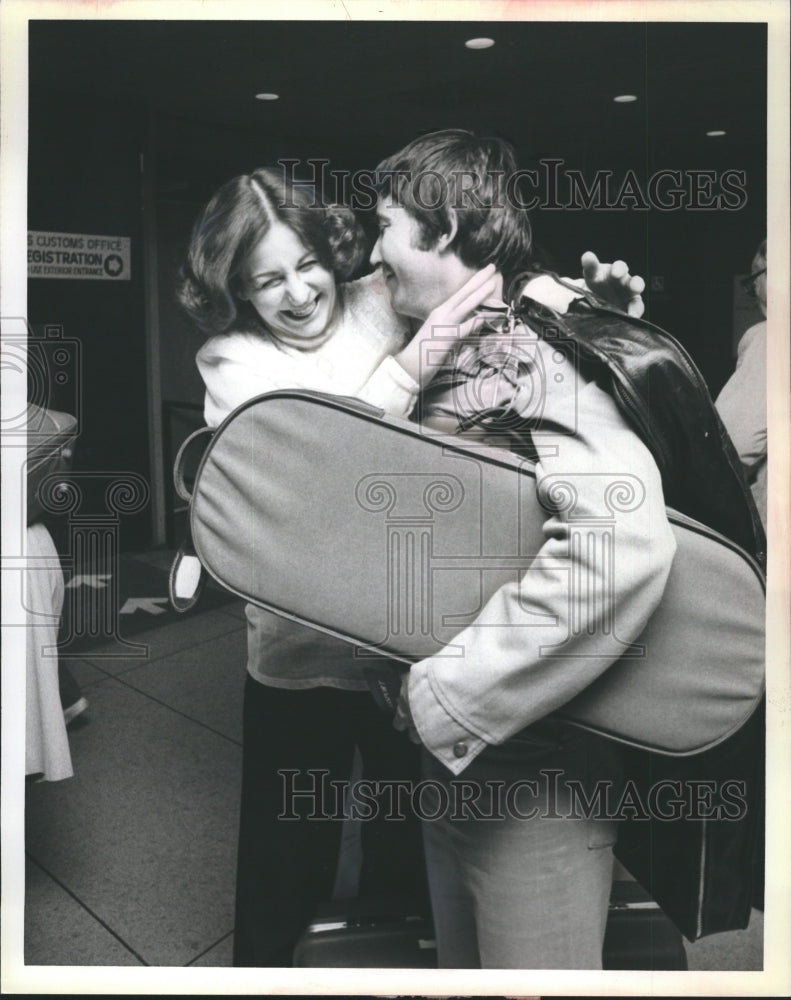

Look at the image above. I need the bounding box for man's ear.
[435,208,458,252]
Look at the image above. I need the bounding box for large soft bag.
[175,389,765,757]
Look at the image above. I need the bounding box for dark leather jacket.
[519,291,766,566]
[517,287,765,941]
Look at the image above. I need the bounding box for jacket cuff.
[407,663,488,774]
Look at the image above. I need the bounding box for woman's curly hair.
[178,167,367,336]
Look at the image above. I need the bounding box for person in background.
[716,239,767,528]
[715,238,768,913]
[26,410,88,783]
[25,522,75,781]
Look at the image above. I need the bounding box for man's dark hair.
[373,129,533,284]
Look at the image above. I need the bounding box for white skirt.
[25,522,73,781]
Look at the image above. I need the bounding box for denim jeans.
[419,723,621,969]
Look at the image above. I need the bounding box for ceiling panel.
[28,18,767,158]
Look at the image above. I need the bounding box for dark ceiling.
[29,18,767,173]
[24,16,771,410]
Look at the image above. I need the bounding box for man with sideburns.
[366,129,678,969]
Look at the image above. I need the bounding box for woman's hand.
[526,253,646,318]
[394,264,502,385]
[580,251,646,317]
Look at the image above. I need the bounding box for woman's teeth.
[285,299,318,320]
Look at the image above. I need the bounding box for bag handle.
[173,425,215,502]
[168,520,208,613]
[168,425,214,612]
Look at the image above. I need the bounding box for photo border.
[2,1,789,995]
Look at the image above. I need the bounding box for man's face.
[370,198,453,320]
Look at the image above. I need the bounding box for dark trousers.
[233,675,428,967]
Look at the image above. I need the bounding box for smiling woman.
[239,222,339,348]
[175,164,503,966]
[178,168,365,341]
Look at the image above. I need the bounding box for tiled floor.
[24,594,247,967]
[22,548,765,972]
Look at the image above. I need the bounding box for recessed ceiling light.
[255,92,280,101]
[706,130,727,137]
[465,38,495,50]
[613,94,638,103]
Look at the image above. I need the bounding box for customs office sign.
[28,231,131,280]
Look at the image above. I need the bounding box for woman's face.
[241,221,338,348]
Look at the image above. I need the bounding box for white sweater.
[196,270,418,690]
[198,270,415,429]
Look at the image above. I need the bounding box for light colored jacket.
[406,320,677,774]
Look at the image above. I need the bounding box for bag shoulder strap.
[168,425,215,612]
[515,290,765,568]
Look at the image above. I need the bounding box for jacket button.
[453,741,468,758]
